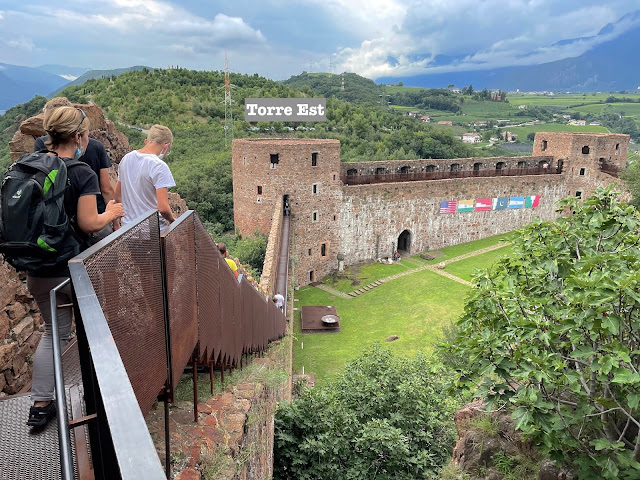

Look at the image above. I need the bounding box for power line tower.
[329,59,333,74]
[341,73,345,91]
[223,53,234,146]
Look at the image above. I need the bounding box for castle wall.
[533,132,629,171]
[338,175,565,264]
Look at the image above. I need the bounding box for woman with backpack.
[26,106,125,428]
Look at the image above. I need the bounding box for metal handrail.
[50,278,73,480]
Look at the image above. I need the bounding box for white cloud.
[7,38,37,52]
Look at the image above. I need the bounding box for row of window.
[269,152,320,167]
[345,160,555,176]
[540,140,620,154]
[308,243,328,257]
[257,184,322,196]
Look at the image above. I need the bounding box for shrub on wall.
[274,344,458,479]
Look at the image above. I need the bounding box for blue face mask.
[73,146,84,161]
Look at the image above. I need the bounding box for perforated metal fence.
[163,214,198,392]
[81,212,166,417]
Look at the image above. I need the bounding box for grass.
[419,233,511,264]
[506,122,610,139]
[322,258,418,293]
[294,268,471,383]
[444,245,512,282]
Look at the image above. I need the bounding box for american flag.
[440,200,457,214]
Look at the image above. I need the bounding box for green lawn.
[294,269,471,383]
[507,122,610,139]
[443,245,512,282]
[418,233,511,264]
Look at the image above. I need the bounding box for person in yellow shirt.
[217,242,239,279]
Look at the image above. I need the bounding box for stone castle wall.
[339,175,565,263]
[233,132,629,287]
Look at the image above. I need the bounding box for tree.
[621,160,640,209]
[274,345,458,480]
[449,186,640,479]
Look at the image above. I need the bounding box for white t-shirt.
[118,150,176,227]
[273,294,285,308]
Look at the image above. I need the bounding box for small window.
[450,163,460,172]
[312,211,318,222]
[400,166,410,174]
[579,168,585,176]
[257,185,263,195]
[256,197,262,204]
[320,243,327,256]
[376,167,386,175]
[517,161,526,168]
[576,191,582,198]
[496,162,505,170]
[312,183,318,194]
[615,143,620,154]
[347,168,357,176]
[426,165,436,172]
[582,146,590,154]
[541,140,547,151]
[474,162,482,171]
[308,249,312,256]
[333,214,337,221]
[270,153,280,166]
[309,270,315,282]
[311,152,318,166]
[332,174,337,181]
[243,156,248,166]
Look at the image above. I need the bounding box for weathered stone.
[19,113,45,136]
[0,311,9,341]
[0,261,21,309]
[539,459,576,480]
[11,317,34,344]
[174,468,201,480]
[0,343,18,368]
[8,131,36,154]
[6,302,27,322]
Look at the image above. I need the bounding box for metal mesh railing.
[343,166,561,185]
[66,209,288,479]
[82,212,166,417]
[163,214,198,392]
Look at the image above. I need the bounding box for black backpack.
[0,150,85,274]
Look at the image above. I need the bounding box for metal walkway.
[0,340,86,480]
[275,214,291,311]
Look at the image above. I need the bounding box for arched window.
[517,161,526,168]
[346,168,357,176]
[582,145,590,154]
[376,167,386,175]
[473,162,482,171]
[496,162,505,170]
[425,165,436,172]
[400,166,410,174]
[450,163,460,172]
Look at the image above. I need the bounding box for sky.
[1,0,640,81]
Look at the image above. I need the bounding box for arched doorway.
[397,230,412,254]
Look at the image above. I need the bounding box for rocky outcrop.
[452,399,575,480]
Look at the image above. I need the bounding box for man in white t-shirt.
[273,293,285,312]
[115,125,176,229]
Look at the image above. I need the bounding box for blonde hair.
[147,125,173,145]
[44,106,89,150]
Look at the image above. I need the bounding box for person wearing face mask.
[26,106,125,428]
[34,97,117,240]
[115,124,176,229]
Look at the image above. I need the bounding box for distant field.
[507,122,610,139]
[508,93,631,108]
[567,103,640,117]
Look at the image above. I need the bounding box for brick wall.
[259,202,283,296]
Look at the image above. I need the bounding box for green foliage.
[621,159,640,209]
[282,72,382,105]
[275,344,458,479]
[448,186,640,479]
[0,95,48,170]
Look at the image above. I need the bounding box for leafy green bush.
[274,344,458,479]
[449,186,640,479]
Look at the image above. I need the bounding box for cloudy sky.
[1,0,640,80]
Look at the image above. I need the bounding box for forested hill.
[0,68,476,233]
[281,72,382,105]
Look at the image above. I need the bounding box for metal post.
[50,279,73,480]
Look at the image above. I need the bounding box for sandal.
[27,401,56,428]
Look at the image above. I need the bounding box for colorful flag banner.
[509,196,524,209]
[475,198,492,211]
[492,197,508,210]
[458,199,474,212]
[440,200,457,214]
[525,195,540,208]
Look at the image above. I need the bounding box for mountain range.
[377,11,640,92]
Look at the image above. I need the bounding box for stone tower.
[232,138,342,285]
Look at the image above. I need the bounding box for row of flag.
[440,195,540,214]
